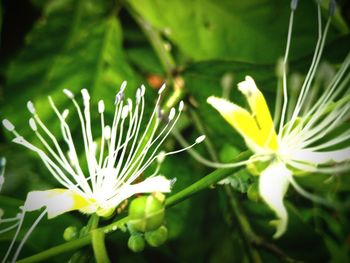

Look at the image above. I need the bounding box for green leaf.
[127,0,340,63]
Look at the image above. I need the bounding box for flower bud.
[128,194,165,232]
[96,207,115,218]
[145,225,168,247]
[63,226,78,241]
[128,234,145,253]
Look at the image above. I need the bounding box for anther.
[104,126,111,140]
[2,119,15,132]
[140,85,146,96]
[157,106,164,119]
[290,0,298,11]
[29,118,37,131]
[120,81,127,93]
[168,108,176,120]
[158,83,166,94]
[98,100,105,113]
[127,98,133,110]
[62,109,69,119]
[81,89,90,101]
[157,151,166,163]
[195,135,206,144]
[179,101,184,111]
[136,88,141,104]
[0,157,6,167]
[27,101,36,114]
[328,0,336,17]
[122,105,129,119]
[63,89,74,99]
[115,94,121,105]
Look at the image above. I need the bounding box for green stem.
[92,230,111,263]
[165,151,250,207]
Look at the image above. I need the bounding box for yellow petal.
[259,162,291,238]
[238,76,278,150]
[24,189,93,219]
[207,96,270,152]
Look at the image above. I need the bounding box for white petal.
[291,147,350,164]
[108,176,172,208]
[259,162,291,238]
[23,189,91,219]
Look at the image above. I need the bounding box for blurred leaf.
[127,0,340,63]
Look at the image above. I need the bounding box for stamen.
[48,97,92,195]
[81,88,99,190]
[140,85,146,96]
[157,151,166,164]
[287,6,331,136]
[168,108,176,120]
[98,100,105,113]
[12,209,47,262]
[120,81,127,93]
[328,0,336,17]
[195,135,206,144]
[62,109,69,119]
[179,100,184,111]
[63,89,74,99]
[290,0,298,10]
[278,4,295,140]
[0,221,20,235]
[29,118,37,131]
[27,101,36,114]
[1,210,25,263]
[81,88,90,104]
[2,119,15,132]
[158,83,166,94]
[136,89,141,105]
[122,105,129,119]
[104,126,111,140]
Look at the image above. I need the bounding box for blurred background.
[0,0,350,262]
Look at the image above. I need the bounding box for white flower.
[207,0,350,238]
[1,82,204,262]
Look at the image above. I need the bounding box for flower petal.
[207,81,277,153]
[207,96,262,149]
[24,189,92,219]
[238,76,278,151]
[259,162,291,238]
[291,147,350,164]
[108,176,172,208]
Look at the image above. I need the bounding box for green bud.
[247,182,260,202]
[96,207,115,218]
[128,194,165,232]
[128,235,145,253]
[63,226,78,241]
[145,225,168,247]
